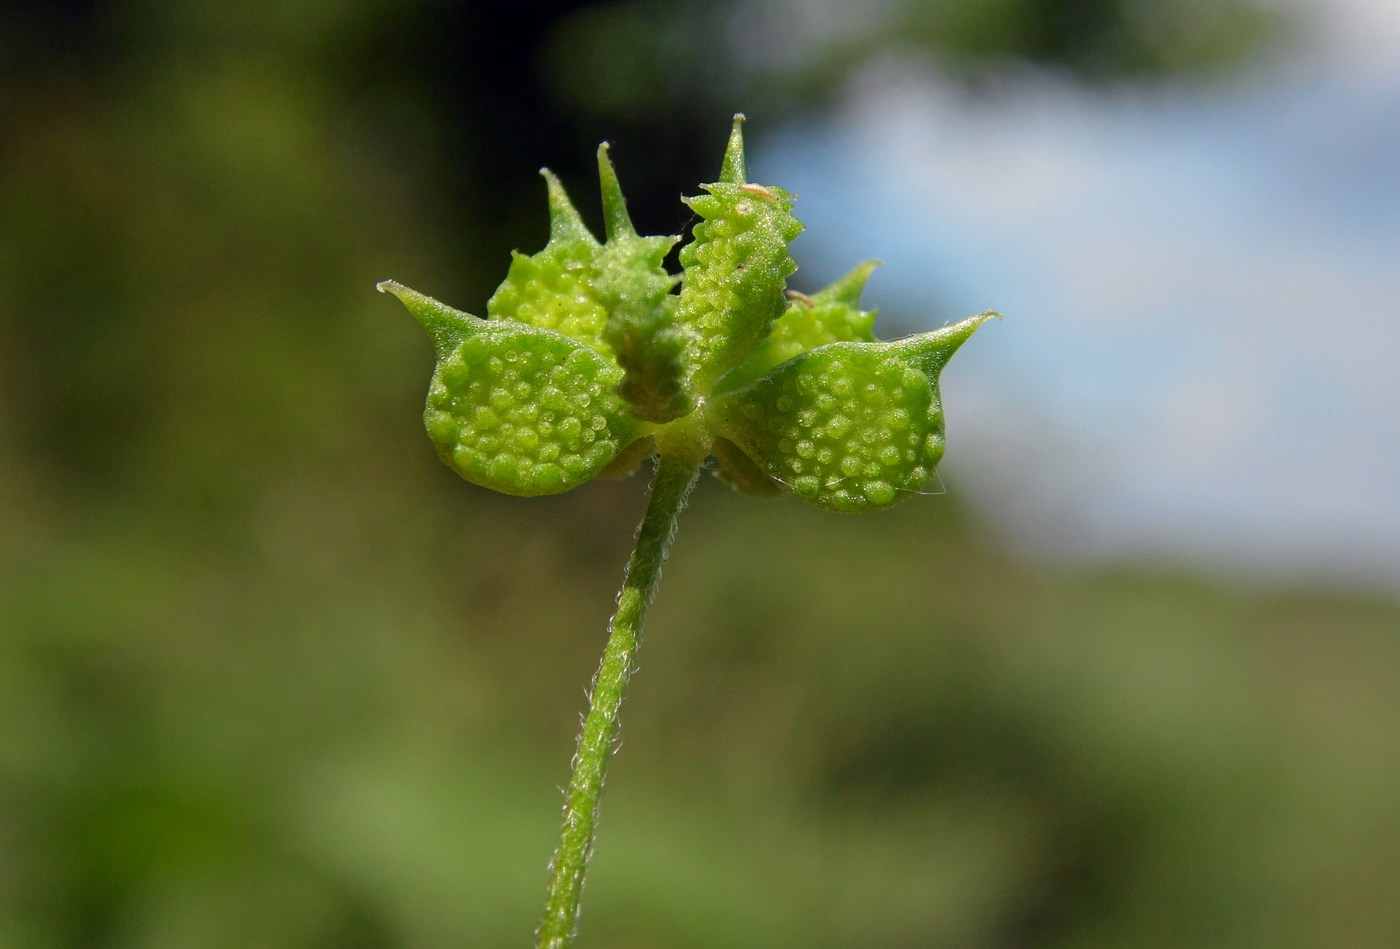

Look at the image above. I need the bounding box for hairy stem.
[536,445,702,948]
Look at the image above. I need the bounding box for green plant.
[380,115,994,948]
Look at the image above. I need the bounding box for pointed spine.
[541,169,597,245]
[378,280,482,357]
[719,113,746,184]
[813,260,881,307]
[597,143,636,242]
[896,311,1001,377]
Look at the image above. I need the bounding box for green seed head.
[710,313,995,511]
[382,116,995,508]
[676,117,804,394]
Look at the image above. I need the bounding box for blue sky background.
[759,0,1400,589]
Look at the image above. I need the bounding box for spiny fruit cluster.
[381,115,993,512]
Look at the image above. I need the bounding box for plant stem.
[536,445,703,949]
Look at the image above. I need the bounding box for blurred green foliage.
[2,1,1396,947]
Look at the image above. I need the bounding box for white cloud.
[762,13,1400,586]
[1288,0,1400,73]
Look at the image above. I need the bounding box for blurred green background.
[3,2,1398,946]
